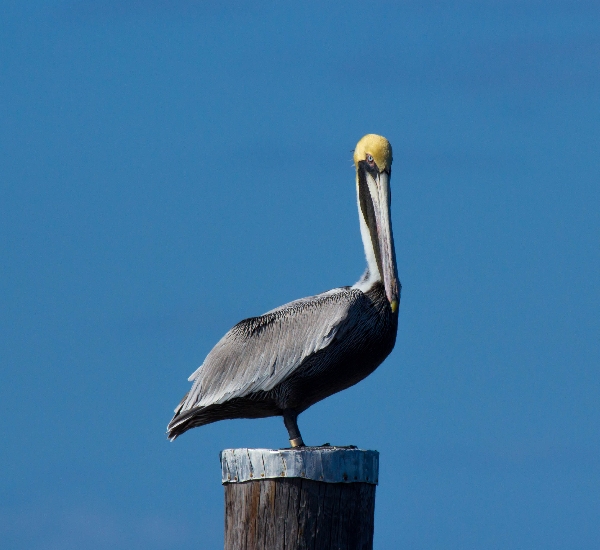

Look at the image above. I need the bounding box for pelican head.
[354,134,399,313]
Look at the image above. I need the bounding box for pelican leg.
[283,410,305,447]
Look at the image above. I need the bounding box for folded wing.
[174,287,366,416]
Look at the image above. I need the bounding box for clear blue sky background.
[1,1,599,548]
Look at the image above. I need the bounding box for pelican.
[167,134,400,447]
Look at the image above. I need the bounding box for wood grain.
[224,478,376,550]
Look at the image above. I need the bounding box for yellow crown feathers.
[353,134,393,172]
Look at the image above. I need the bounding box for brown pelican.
[167,134,400,447]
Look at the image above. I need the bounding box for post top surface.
[220,447,379,485]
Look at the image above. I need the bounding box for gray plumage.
[167,133,400,444]
[167,282,397,440]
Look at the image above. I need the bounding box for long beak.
[374,171,399,311]
[358,167,400,312]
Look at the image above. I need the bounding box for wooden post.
[220,447,379,550]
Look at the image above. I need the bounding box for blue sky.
[1,1,599,548]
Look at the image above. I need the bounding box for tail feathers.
[167,405,214,441]
[166,395,279,441]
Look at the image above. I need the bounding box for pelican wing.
[177,287,366,413]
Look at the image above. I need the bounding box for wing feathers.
[178,287,363,413]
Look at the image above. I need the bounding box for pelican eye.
[366,154,374,166]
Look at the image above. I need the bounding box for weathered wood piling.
[220,447,379,550]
